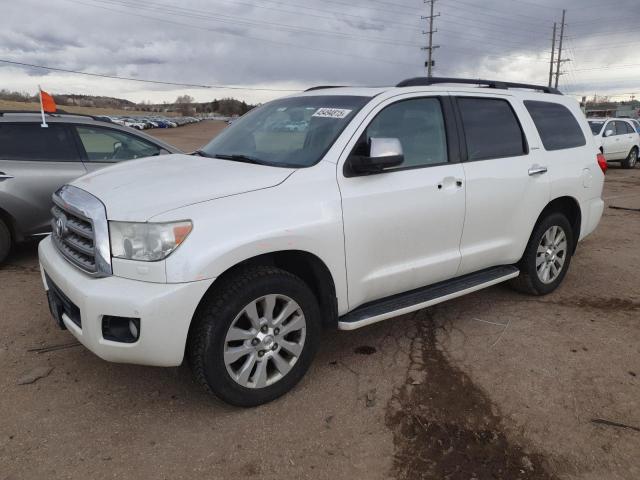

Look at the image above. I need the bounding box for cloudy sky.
[1,0,639,104]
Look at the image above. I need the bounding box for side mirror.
[604,129,614,138]
[347,137,404,175]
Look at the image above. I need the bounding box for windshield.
[200,95,370,167]
[588,121,605,135]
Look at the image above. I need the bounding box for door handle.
[528,165,548,176]
[0,172,14,181]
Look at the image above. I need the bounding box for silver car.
[0,112,180,263]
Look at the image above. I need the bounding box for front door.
[338,95,466,310]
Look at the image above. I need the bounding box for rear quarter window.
[524,100,586,151]
[0,123,80,161]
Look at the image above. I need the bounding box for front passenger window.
[363,98,448,169]
[75,126,161,162]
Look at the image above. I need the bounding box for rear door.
[453,94,551,275]
[0,122,86,237]
[618,120,637,156]
[604,121,628,160]
[71,124,166,173]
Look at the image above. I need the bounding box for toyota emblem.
[55,214,68,238]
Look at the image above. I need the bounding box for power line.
[0,59,304,91]
[65,0,420,68]
[80,0,422,48]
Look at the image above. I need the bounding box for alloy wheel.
[223,294,306,389]
[535,225,568,284]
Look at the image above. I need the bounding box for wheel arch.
[190,249,339,335]
[0,206,18,242]
[533,196,582,253]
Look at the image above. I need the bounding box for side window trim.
[343,95,458,177]
[68,123,90,161]
[453,95,529,162]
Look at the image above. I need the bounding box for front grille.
[51,204,97,274]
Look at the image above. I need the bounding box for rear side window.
[0,123,79,161]
[524,101,586,151]
[457,98,527,161]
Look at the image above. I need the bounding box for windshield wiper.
[191,150,211,157]
[212,153,271,166]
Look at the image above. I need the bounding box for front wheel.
[188,266,321,407]
[0,218,11,264]
[622,147,638,169]
[510,212,574,296]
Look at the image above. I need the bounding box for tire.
[0,218,11,264]
[510,212,574,296]
[622,147,638,169]
[188,266,321,407]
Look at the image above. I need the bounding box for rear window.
[525,101,586,150]
[0,123,79,161]
[457,97,527,161]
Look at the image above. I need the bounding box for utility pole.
[554,9,567,89]
[548,22,556,88]
[421,0,439,77]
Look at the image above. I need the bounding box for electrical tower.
[548,22,556,88]
[553,9,570,89]
[421,0,439,77]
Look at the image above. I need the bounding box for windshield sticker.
[312,108,352,119]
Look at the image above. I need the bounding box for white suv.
[588,117,640,168]
[38,78,605,406]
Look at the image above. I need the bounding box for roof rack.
[304,85,346,92]
[0,110,112,122]
[396,77,562,95]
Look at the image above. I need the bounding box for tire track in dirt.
[385,312,557,480]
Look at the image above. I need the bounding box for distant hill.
[0,89,255,116]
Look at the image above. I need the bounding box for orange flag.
[40,89,56,113]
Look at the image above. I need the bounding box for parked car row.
[588,117,640,168]
[94,115,202,130]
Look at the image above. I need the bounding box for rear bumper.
[38,236,214,367]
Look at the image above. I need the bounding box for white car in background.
[588,117,640,168]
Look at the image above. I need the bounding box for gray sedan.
[0,111,181,263]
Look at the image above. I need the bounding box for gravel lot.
[1,121,638,480]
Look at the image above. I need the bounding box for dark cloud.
[0,0,638,102]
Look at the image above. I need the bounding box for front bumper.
[38,236,214,367]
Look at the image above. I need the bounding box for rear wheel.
[0,219,11,264]
[510,212,574,296]
[622,147,638,169]
[188,266,321,407]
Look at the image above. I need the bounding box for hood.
[72,154,294,221]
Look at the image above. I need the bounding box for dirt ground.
[1,121,638,480]
[148,120,228,152]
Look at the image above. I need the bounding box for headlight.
[109,221,192,261]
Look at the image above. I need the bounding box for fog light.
[128,319,139,339]
[102,316,140,343]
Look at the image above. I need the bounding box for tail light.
[597,153,608,174]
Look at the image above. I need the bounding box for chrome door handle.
[0,173,14,181]
[528,165,547,176]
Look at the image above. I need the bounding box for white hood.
[72,154,294,221]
